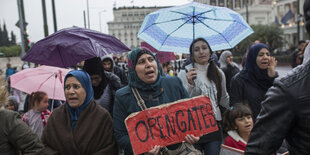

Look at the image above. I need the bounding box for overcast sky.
[0,0,191,43]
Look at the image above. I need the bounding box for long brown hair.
[190,38,222,105]
[28,91,47,110]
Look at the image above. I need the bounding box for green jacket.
[0,110,44,155]
[113,76,189,155]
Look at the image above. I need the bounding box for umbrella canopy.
[141,42,175,63]
[22,27,130,67]
[138,2,254,53]
[10,65,71,101]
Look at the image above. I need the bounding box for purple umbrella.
[22,27,130,67]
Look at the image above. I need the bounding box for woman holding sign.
[113,48,200,155]
[178,38,230,155]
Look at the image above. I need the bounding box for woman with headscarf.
[178,38,229,155]
[113,48,200,155]
[42,70,118,155]
[230,43,278,121]
[219,50,240,94]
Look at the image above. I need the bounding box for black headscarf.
[83,57,107,99]
[241,43,274,90]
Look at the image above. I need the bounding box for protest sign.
[125,95,218,154]
[220,144,244,155]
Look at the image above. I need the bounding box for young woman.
[178,38,229,155]
[223,103,253,151]
[22,91,50,138]
[230,43,277,121]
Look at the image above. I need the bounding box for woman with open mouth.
[230,43,278,122]
[113,48,200,155]
[42,70,118,154]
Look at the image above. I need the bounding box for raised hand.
[267,56,277,78]
[186,68,197,86]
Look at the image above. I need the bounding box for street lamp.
[99,10,106,32]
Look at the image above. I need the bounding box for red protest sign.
[125,95,218,155]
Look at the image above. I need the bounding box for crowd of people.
[1,1,310,155]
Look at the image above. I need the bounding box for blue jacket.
[113,76,189,155]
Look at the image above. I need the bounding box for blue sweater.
[113,76,189,155]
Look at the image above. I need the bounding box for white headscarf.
[219,50,238,69]
[303,43,310,65]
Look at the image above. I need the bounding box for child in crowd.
[223,103,253,151]
[22,91,50,138]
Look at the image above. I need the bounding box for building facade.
[273,0,307,49]
[107,6,167,50]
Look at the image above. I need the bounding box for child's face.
[37,95,49,112]
[234,115,253,134]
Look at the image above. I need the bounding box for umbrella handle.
[51,73,57,112]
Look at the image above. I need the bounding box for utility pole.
[51,0,57,32]
[99,10,106,32]
[42,0,49,37]
[246,0,249,23]
[83,10,87,28]
[87,0,90,29]
[17,0,26,57]
[297,0,300,43]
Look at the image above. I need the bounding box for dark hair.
[299,40,306,45]
[28,91,47,110]
[190,38,222,105]
[223,103,252,133]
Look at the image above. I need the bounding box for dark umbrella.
[22,27,130,67]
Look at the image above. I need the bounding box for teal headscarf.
[127,48,163,91]
[64,70,94,131]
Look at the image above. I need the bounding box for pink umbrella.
[141,42,175,63]
[10,65,71,102]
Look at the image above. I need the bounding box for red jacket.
[224,130,247,151]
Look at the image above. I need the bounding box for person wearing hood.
[102,55,128,87]
[0,76,44,155]
[219,50,240,94]
[42,70,118,154]
[244,2,310,153]
[113,48,200,155]
[83,57,121,115]
[5,96,19,111]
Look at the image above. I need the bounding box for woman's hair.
[189,38,222,105]
[28,91,47,110]
[223,103,252,133]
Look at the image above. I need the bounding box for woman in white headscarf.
[219,50,240,94]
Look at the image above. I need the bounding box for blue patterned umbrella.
[138,2,254,53]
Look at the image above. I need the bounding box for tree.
[10,31,16,45]
[232,24,284,56]
[2,23,10,46]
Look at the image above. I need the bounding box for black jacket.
[245,61,310,155]
[222,64,240,95]
[230,70,275,120]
